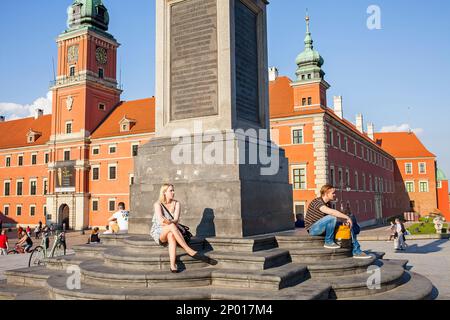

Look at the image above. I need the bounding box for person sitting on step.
[305,184,372,259]
[150,184,216,273]
[105,202,129,234]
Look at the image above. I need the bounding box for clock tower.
[47,0,122,230]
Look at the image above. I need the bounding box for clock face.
[68,45,79,63]
[96,47,107,65]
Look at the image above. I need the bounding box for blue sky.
[1,0,449,176]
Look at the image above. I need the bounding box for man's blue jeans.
[309,215,362,255]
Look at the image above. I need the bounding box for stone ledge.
[359,234,450,241]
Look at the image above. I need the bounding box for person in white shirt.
[105,202,129,234]
[394,218,406,250]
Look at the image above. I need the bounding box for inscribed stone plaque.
[235,0,260,124]
[170,0,218,121]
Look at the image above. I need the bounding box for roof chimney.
[367,123,375,140]
[35,109,43,120]
[268,67,279,82]
[356,114,364,133]
[334,96,343,119]
[0,116,4,123]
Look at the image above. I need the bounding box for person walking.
[394,218,406,251]
[387,221,396,242]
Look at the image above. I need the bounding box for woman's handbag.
[161,203,193,243]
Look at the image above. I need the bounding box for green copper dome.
[437,168,448,181]
[67,0,109,32]
[295,15,325,82]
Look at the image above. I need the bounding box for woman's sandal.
[170,267,179,274]
[191,252,218,266]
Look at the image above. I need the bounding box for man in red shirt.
[0,229,9,255]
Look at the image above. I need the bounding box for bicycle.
[28,231,66,267]
[7,244,26,255]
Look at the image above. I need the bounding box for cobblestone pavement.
[360,239,450,300]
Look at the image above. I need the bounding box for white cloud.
[380,123,424,136]
[0,92,52,121]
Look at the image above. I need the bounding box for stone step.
[211,263,308,290]
[345,271,433,300]
[4,267,56,288]
[122,235,205,251]
[276,234,325,249]
[306,255,378,277]
[205,236,277,253]
[208,248,291,270]
[46,274,331,300]
[316,260,406,299]
[102,247,210,271]
[72,244,109,257]
[45,254,89,271]
[289,247,352,264]
[79,260,213,288]
[0,284,50,300]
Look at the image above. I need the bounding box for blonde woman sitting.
[150,184,213,273]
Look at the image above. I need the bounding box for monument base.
[129,134,294,237]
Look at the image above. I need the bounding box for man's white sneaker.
[353,252,372,259]
[324,243,341,249]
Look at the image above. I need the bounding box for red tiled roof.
[0,115,52,149]
[269,77,295,117]
[91,98,155,139]
[374,132,435,158]
[269,76,391,157]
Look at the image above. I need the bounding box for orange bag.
[335,225,351,240]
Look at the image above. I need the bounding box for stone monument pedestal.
[129,134,294,237]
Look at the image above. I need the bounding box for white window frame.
[92,146,100,155]
[16,204,22,217]
[419,181,429,193]
[5,155,11,167]
[338,168,343,187]
[30,204,36,217]
[4,180,11,196]
[131,143,140,157]
[3,205,9,217]
[98,103,106,111]
[16,179,24,196]
[44,152,50,164]
[92,165,101,181]
[108,164,118,181]
[418,162,427,174]
[329,129,334,146]
[292,165,307,190]
[405,181,415,193]
[437,181,442,189]
[65,121,73,134]
[291,126,305,145]
[69,65,76,76]
[354,171,359,191]
[18,154,24,166]
[29,178,38,196]
[337,133,341,150]
[63,149,71,161]
[129,174,135,186]
[345,169,350,187]
[108,198,116,212]
[329,166,335,186]
[92,199,99,212]
[43,178,48,195]
[30,153,38,165]
[108,144,117,155]
[405,163,413,175]
[294,201,307,220]
[362,174,366,192]
[369,175,373,192]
